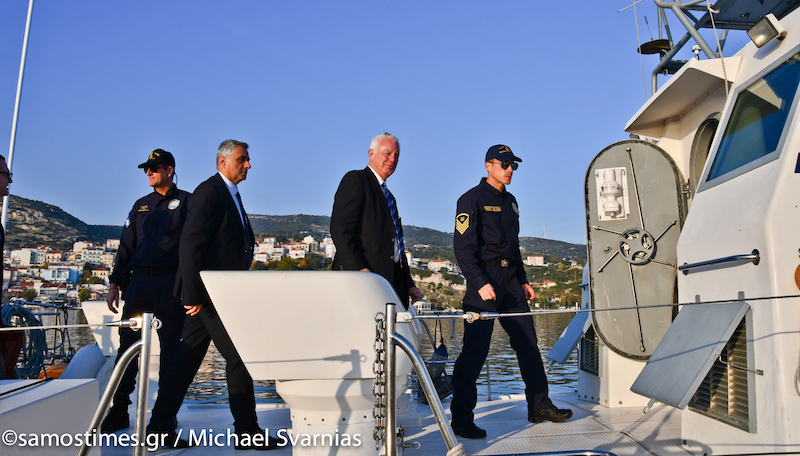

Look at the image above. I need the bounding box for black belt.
[131,265,178,277]
[483,258,515,268]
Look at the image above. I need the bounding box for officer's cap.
[485,145,522,163]
[138,149,175,169]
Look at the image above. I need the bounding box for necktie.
[235,192,251,250]
[381,183,405,260]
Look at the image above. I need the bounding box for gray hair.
[370,133,399,152]
[216,139,249,166]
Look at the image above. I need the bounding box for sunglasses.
[144,165,169,174]
[0,171,11,179]
[493,160,518,170]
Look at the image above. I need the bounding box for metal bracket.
[718,355,763,376]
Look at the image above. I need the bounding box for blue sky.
[0,1,751,244]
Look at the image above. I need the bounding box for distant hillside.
[249,214,332,238]
[520,237,586,262]
[6,195,123,250]
[3,196,586,261]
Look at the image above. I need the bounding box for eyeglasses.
[0,171,12,179]
[492,160,518,170]
[144,165,169,174]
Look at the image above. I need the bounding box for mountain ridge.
[4,195,586,261]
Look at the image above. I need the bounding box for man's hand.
[522,283,536,301]
[106,284,121,313]
[409,286,423,303]
[360,268,370,272]
[185,304,203,317]
[478,283,496,301]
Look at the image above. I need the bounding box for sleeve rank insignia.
[456,213,469,235]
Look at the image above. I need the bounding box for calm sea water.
[47,307,577,404]
[184,312,578,404]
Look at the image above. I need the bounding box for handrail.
[678,249,760,275]
[77,313,157,456]
[386,303,462,456]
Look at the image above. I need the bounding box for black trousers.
[392,260,409,308]
[450,266,553,425]
[147,304,258,434]
[113,273,184,409]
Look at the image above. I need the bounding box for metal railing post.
[384,303,397,456]
[76,313,157,456]
[133,313,154,456]
[76,340,142,456]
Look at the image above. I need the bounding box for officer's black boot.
[100,403,130,434]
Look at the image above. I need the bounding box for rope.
[706,2,730,97]
[1,304,47,378]
[445,443,465,456]
[0,323,97,332]
[412,294,800,321]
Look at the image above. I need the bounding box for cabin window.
[706,52,800,183]
[688,316,753,432]
[580,326,599,375]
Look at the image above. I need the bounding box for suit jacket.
[331,167,414,303]
[174,173,255,309]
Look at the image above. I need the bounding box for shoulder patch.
[138,204,149,212]
[456,213,469,235]
[124,217,130,228]
[484,206,502,212]
[512,202,519,214]
[168,199,180,210]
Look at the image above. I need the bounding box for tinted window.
[706,53,800,182]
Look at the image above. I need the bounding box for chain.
[372,312,387,449]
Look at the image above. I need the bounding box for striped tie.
[381,183,405,259]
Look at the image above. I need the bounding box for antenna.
[619,0,648,102]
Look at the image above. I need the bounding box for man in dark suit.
[147,140,276,450]
[331,132,422,306]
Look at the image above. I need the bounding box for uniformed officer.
[101,149,191,433]
[450,144,572,439]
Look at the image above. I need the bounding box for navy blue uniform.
[108,185,191,410]
[451,178,553,425]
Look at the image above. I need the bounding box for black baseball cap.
[138,149,175,169]
[485,144,522,163]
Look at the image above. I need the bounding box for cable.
[1,304,47,378]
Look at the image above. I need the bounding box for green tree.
[21,288,37,301]
[78,288,91,302]
[81,276,104,285]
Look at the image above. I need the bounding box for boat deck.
[94,392,692,456]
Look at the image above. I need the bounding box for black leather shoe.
[451,422,487,439]
[528,406,573,423]
[100,408,129,434]
[234,428,281,451]
[147,430,194,449]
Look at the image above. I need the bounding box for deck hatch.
[630,299,750,409]
[547,308,592,365]
[688,316,752,431]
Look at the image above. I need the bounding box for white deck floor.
[94,392,692,456]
